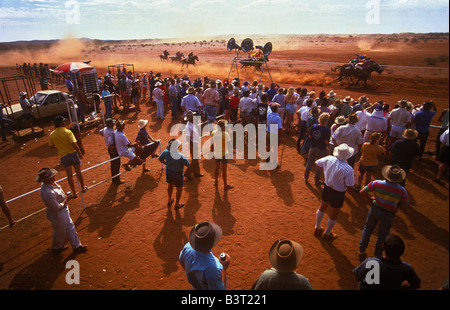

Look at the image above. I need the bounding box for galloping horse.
[332,60,384,89]
[181,55,199,68]
[170,53,185,62]
[159,50,170,61]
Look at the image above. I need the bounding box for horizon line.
[1,32,449,44]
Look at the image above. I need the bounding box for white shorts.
[389,125,406,138]
[120,148,136,160]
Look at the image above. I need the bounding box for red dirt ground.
[0,34,448,291]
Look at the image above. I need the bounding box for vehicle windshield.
[30,93,46,105]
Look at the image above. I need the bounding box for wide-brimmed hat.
[138,119,148,129]
[187,87,195,94]
[398,99,409,108]
[334,115,346,125]
[402,128,418,140]
[155,82,162,87]
[328,90,336,97]
[333,143,355,161]
[36,168,57,182]
[333,99,342,107]
[183,110,197,122]
[347,113,359,124]
[19,91,27,97]
[189,221,222,252]
[343,96,353,103]
[381,165,406,184]
[268,239,304,273]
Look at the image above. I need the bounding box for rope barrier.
[0,143,162,232]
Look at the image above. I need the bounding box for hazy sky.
[0,0,448,42]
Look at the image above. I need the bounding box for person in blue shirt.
[267,82,280,101]
[179,221,230,290]
[101,85,113,119]
[159,139,190,209]
[65,76,74,94]
[413,101,437,158]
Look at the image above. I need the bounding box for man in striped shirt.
[357,165,409,261]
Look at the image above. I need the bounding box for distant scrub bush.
[424,57,438,65]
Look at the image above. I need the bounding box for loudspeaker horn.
[263,42,273,57]
[227,38,241,51]
[241,38,254,53]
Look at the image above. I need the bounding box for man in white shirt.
[153,82,165,120]
[363,103,388,142]
[114,120,143,171]
[387,99,413,149]
[183,111,203,180]
[239,90,260,126]
[99,118,124,185]
[314,144,355,240]
[332,113,363,168]
[296,98,313,151]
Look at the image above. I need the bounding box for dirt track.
[0,34,448,290]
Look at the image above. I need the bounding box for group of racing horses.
[159,50,198,68]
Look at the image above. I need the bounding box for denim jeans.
[155,99,164,119]
[417,131,429,157]
[358,204,396,256]
[0,117,14,139]
[104,101,112,119]
[171,97,178,117]
[205,105,217,121]
[304,147,328,182]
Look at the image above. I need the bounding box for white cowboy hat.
[333,143,355,161]
[328,90,336,97]
[138,119,148,129]
[155,82,162,87]
[19,91,27,97]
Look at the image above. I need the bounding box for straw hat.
[36,168,57,183]
[268,239,304,273]
[187,87,195,94]
[381,165,406,184]
[334,115,347,125]
[333,143,355,161]
[138,119,148,129]
[347,113,359,124]
[402,129,418,140]
[343,96,353,103]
